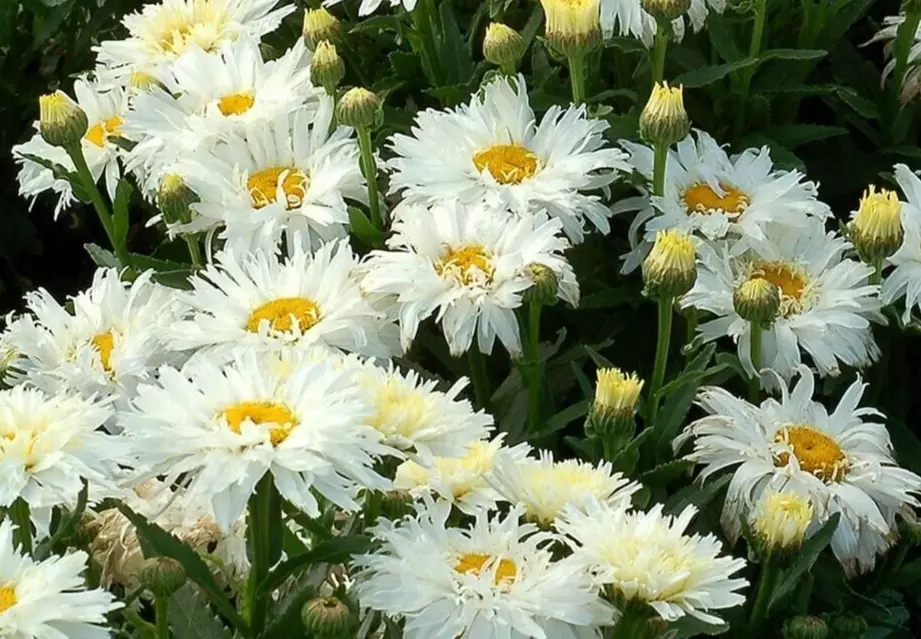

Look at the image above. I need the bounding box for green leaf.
[535,400,589,438]
[168,585,233,639]
[348,206,384,248]
[706,14,741,63]
[672,59,758,88]
[262,569,325,639]
[759,48,827,61]
[259,534,372,596]
[757,124,848,148]
[116,504,250,637]
[33,480,88,560]
[640,459,693,488]
[112,178,133,249]
[663,475,730,516]
[435,1,473,85]
[519,4,545,49]
[84,243,119,268]
[667,615,729,638]
[769,513,841,613]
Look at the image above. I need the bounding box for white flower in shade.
[5,268,183,409]
[387,74,630,242]
[394,436,531,516]
[617,131,829,272]
[361,199,579,357]
[123,37,319,192]
[680,219,882,386]
[13,78,128,218]
[167,239,399,361]
[866,15,921,102]
[323,0,415,17]
[0,386,124,537]
[354,498,614,639]
[491,450,641,527]
[355,360,494,463]
[0,520,121,637]
[881,164,921,322]
[679,366,921,577]
[173,99,363,253]
[122,348,391,531]
[558,500,748,625]
[749,490,813,554]
[601,0,726,47]
[93,0,294,86]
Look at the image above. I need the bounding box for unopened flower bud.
[311,41,345,95]
[849,185,904,264]
[39,91,88,148]
[734,277,781,326]
[139,557,186,598]
[157,174,199,225]
[751,491,812,558]
[640,82,690,147]
[642,229,697,299]
[540,0,601,59]
[782,616,828,639]
[303,8,342,50]
[523,263,559,306]
[337,87,381,130]
[900,514,921,545]
[380,490,415,521]
[483,23,526,73]
[591,368,643,427]
[301,596,355,638]
[828,612,868,639]
[642,0,692,22]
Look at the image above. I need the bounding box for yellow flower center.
[221,401,298,446]
[435,245,494,286]
[85,116,124,148]
[247,166,309,210]
[245,297,321,335]
[682,182,751,219]
[774,425,849,482]
[0,585,16,614]
[455,553,518,586]
[749,261,811,317]
[472,144,539,185]
[218,91,255,116]
[91,331,115,372]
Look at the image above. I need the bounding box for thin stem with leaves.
[733,0,768,140]
[356,127,383,232]
[748,323,762,404]
[647,296,674,427]
[747,560,780,635]
[155,596,170,639]
[245,475,282,635]
[650,22,669,85]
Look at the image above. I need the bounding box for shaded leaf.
[169,585,233,639]
[673,59,759,88]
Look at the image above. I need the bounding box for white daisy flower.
[490,450,641,527]
[881,164,921,322]
[93,0,295,86]
[167,239,399,361]
[0,386,124,537]
[323,0,416,17]
[680,219,882,385]
[387,74,631,242]
[865,15,921,102]
[122,348,392,531]
[0,520,121,637]
[558,500,748,625]
[394,436,531,516]
[354,498,614,639]
[680,366,921,576]
[601,0,726,47]
[173,99,363,252]
[12,78,128,218]
[355,360,494,463]
[618,130,830,272]
[361,199,579,357]
[123,37,319,193]
[5,268,182,411]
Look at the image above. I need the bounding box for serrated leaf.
[667,615,729,638]
[640,459,693,487]
[169,585,233,639]
[85,243,118,268]
[673,58,758,88]
[760,48,827,61]
[768,513,841,613]
[258,534,372,596]
[262,567,326,639]
[707,14,741,63]
[757,124,848,148]
[535,400,589,438]
[436,1,473,85]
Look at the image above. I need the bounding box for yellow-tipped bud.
[311,41,345,95]
[157,174,199,225]
[642,0,691,22]
[483,23,526,73]
[39,91,88,148]
[751,491,813,557]
[849,185,904,264]
[539,0,601,59]
[734,277,781,326]
[303,8,342,51]
[642,229,697,299]
[301,596,355,638]
[640,82,690,147]
[782,616,829,639]
[523,263,559,306]
[593,368,644,423]
[336,87,381,130]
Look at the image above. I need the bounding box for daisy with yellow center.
[881,164,921,323]
[355,499,614,639]
[682,365,921,577]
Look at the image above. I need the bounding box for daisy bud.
[301,596,355,638]
[311,41,345,96]
[900,515,921,545]
[303,8,342,51]
[157,174,199,225]
[849,185,904,264]
[751,492,812,558]
[380,490,414,521]
[523,263,559,306]
[539,0,602,59]
[337,87,381,130]
[642,0,691,22]
[642,229,697,300]
[39,91,88,149]
[591,368,643,428]
[639,83,690,148]
[782,616,828,639]
[138,557,186,598]
[483,23,526,73]
[734,277,781,326]
[827,613,868,639]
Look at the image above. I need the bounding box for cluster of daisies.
[4,0,921,637]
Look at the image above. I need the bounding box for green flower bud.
[303,8,342,51]
[39,91,89,148]
[157,174,199,225]
[642,229,697,300]
[849,185,904,264]
[782,616,829,639]
[642,0,692,22]
[301,596,355,638]
[590,368,644,428]
[639,82,690,148]
[734,277,781,326]
[311,41,345,96]
[523,263,559,306]
[380,490,415,521]
[139,557,187,598]
[827,612,868,639]
[483,23,526,73]
[336,87,381,130]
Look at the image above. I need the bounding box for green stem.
[733,0,768,141]
[886,11,921,142]
[568,55,586,104]
[647,296,674,427]
[747,561,780,636]
[869,259,883,285]
[652,143,668,197]
[155,596,170,639]
[411,0,441,87]
[684,307,698,356]
[526,302,543,435]
[466,347,491,412]
[356,127,383,232]
[651,22,669,85]
[245,475,281,635]
[184,236,202,267]
[10,499,31,555]
[748,323,762,404]
[611,603,653,639]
